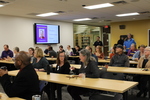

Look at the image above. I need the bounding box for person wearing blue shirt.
[132,45,146,61]
[123,33,136,52]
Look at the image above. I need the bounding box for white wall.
[0,15,73,54]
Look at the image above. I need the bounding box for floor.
[0,84,149,100]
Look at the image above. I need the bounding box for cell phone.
[0,66,7,70]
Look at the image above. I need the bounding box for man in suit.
[0,51,40,100]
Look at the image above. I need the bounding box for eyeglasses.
[144,50,150,51]
[59,56,65,57]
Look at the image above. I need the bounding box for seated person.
[1,44,13,59]
[94,46,104,59]
[85,46,98,62]
[109,45,129,67]
[28,47,34,63]
[132,45,146,61]
[127,43,138,57]
[72,45,81,56]
[48,46,57,58]
[133,47,150,97]
[65,45,73,56]
[44,45,51,55]
[109,44,117,59]
[32,48,49,71]
[57,45,65,53]
[0,51,40,100]
[67,49,99,100]
[44,51,70,99]
[5,47,19,61]
[55,51,70,74]
[32,48,49,99]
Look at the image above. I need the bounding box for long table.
[8,70,138,100]
[0,92,25,100]
[98,59,138,64]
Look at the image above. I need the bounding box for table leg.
[50,83,55,100]
[57,84,62,100]
[123,91,128,100]
[148,77,150,99]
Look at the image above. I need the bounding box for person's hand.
[134,58,138,61]
[78,73,85,78]
[34,68,39,71]
[70,66,75,70]
[0,69,8,77]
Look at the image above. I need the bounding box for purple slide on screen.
[36,25,48,42]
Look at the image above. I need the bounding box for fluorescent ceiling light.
[83,3,114,9]
[73,18,92,21]
[116,12,139,17]
[36,12,58,17]
[0,5,4,7]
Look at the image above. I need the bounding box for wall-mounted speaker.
[119,25,126,29]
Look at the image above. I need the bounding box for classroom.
[0,0,150,100]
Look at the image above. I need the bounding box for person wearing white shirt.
[66,45,73,56]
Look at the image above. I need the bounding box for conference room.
[0,0,150,100]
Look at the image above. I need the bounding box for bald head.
[15,51,31,69]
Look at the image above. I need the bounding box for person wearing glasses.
[0,51,40,100]
[44,51,70,100]
[133,47,150,97]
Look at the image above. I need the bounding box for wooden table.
[46,57,57,61]
[69,56,79,58]
[0,60,14,64]
[0,92,24,100]
[8,70,138,100]
[98,59,138,64]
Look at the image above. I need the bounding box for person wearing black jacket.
[44,51,70,100]
[55,51,70,74]
[0,51,40,100]
[67,49,99,100]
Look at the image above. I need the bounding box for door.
[149,29,150,46]
[103,33,109,56]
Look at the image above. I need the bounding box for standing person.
[133,47,150,97]
[65,45,73,56]
[117,36,124,46]
[67,49,99,100]
[28,47,34,63]
[127,44,138,57]
[0,51,40,100]
[132,45,146,61]
[1,44,13,59]
[93,36,103,47]
[123,33,136,52]
[94,46,104,59]
[44,45,51,55]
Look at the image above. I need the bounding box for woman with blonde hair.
[32,48,49,71]
[94,46,104,59]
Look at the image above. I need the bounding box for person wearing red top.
[94,46,104,59]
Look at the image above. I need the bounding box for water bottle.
[47,65,51,75]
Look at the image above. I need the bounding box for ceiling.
[0,0,150,26]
